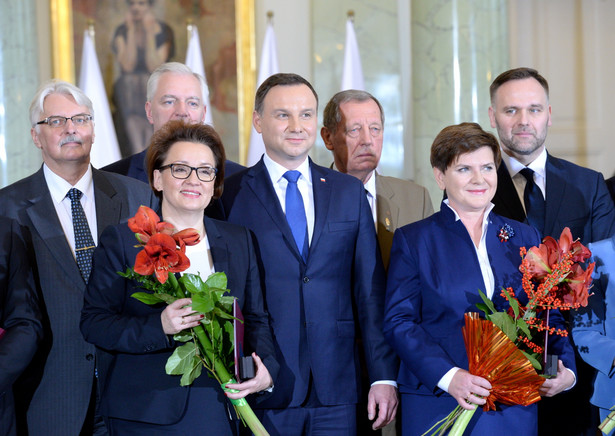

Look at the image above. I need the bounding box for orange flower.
[134,233,190,283]
[128,206,174,244]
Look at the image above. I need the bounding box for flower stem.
[448,407,477,436]
[168,273,269,435]
[600,409,615,435]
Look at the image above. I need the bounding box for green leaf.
[489,312,518,342]
[205,272,228,289]
[173,331,193,343]
[181,273,207,295]
[521,350,543,371]
[476,303,490,316]
[516,318,532,338]
[166,342,199,375]
[179,356,203,386]
[192,292,215,314]
[477,289,497,314]
[131,292,165,305]
[501,288,519,319]
[213,307,238,321]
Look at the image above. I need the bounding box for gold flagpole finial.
[347,10,355,21]
[186,18,194,40]
[267,11,274,23]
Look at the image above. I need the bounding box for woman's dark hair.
[146,120,226,200]
[430,122,501,172]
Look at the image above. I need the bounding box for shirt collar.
[331,161,376,195]
[263,153,312,185]
[364,170,377,198]
[501,146,548,179]
[443,198,495,224]
[43,164,94,204]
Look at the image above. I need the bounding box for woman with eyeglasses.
[81,121,277,434]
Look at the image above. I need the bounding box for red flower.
[128,206,174,244]
[561,262,594,307]
[173,228,200,248]
[134,233,190,283]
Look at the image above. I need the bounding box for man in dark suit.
[488,67,615,436]
[0,80,156,435]
[321,89,433,271]
[222,73,398,435]
[102,62,243,183]
[0,217,42,436]
[321,89,432,435]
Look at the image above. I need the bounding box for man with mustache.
[489,67,615,436]
[0,80,156,435]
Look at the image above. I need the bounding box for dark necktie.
[67,188,96,282]
[520,167,545,234]
[283,171,308,261]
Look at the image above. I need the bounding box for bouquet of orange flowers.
[425,228,594,436]
[119,206,269,436]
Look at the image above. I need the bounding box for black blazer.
[492,154,615,243]
[0,217,42,436]
[80,217,277,425]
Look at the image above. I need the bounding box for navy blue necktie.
[520,168,545,234]
[283,171,308,260]
[67,188,96,282]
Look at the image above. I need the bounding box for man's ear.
[321,127,334,151]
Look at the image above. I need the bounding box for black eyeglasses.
[158,163,217,182]
[36,114,93,128]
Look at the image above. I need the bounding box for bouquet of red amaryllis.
[118,206,269,436]
[424,227,594,436]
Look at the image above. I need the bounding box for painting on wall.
[67,0,243,161]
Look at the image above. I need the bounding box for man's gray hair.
[29,80,94,130]
[322,89,385,133]
[146,62,207,104]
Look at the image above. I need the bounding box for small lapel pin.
[320,177,326,182]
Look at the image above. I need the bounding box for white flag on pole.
[247,22,279,166]
[185,26,213,126]
[78,29,121,168]
[341,18,364,91]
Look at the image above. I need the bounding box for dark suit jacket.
[0,167,157,436]
[492,154,615,243]
[375,174,433,270]
[102,149,245,183]
[0,218,42,436]
[606,175,615,204]
[221,158,397,409]
[383,205,576,434]
[80,217,277,426]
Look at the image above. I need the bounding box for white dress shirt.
[263,153,315,244]
[437,200,495,393]
[43,164,98,259]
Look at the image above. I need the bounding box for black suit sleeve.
[0,218,43,393]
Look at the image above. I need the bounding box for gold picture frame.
[50,0,255,164]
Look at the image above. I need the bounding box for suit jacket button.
[303,276,310,283]
[86,353,94,361]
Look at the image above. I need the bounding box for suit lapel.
[493,162,526,222]
[245,160,302,260]
[309,161,331,256]
[204,217,229,274]
[92,168,123,238]
[544,155,566,237]
[25,169,84,288]
[375,174,396,232]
